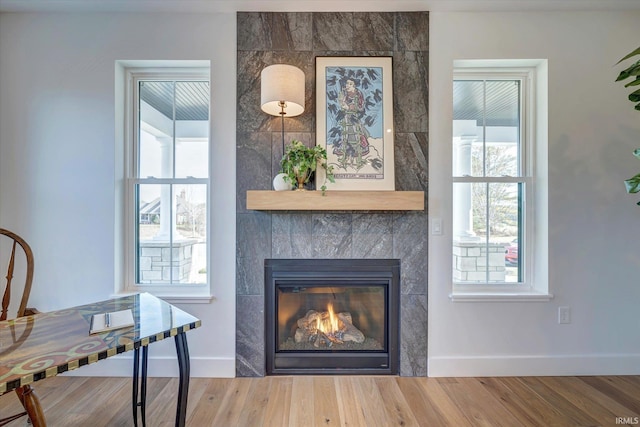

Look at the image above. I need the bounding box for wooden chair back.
[0,228,43,427]
[0,228,34,321]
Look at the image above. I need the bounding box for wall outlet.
[558,306,571,324]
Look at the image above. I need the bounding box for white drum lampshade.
[260,64,305,117]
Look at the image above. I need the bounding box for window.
[451,61,549,299]
[124,66,210,297]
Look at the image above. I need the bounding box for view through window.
[132,77,210,288]
[452,76,528,286]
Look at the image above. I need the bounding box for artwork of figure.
[325,66,385,180]
[335,78,370,168]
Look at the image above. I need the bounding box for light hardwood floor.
[2,375,639,426]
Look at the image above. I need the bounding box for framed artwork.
[315,56,395,191]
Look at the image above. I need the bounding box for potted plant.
[279,140,335,193]
[617,47,640,204]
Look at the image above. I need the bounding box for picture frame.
[315,56,395,191]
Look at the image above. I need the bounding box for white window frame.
[121,65,212,301]
[450,60,550,302]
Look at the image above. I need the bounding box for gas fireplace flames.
[294,304,365,348]
[316,303,340,336]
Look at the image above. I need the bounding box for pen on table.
[105,312,110,328]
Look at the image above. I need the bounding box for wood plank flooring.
[1,375,639,426]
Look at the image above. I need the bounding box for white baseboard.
[428,354,640,377]
[62,356,236,378]
[60,354,640,378]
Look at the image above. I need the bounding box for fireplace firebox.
[265,259,399,375]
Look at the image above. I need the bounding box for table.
[0,293,201,426]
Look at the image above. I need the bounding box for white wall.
[0,12,237,377]
[429,11,640,376]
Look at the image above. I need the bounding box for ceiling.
[140,81,210,121]
[1,0,640,13]
[453,80,520,127]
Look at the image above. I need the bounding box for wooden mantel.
[246,190,424,211]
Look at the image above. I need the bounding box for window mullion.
[485,182,490,283]
[482,80,488,283]
[482,79,487,178]
[170,81,177,285]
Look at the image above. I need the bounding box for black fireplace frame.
[265,259,400,375]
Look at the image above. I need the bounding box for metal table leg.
[174,332,190,427]
[132,334,189,427]
[132,346,148,427]
[132,347,139,427]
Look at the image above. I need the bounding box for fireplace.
[265,259,400,375]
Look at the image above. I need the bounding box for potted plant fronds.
[624,149,640,204]
[617,47,640,204]
[280,140,335,193]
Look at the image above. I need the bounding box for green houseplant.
[618,47,640,204]
[280,140,335,193]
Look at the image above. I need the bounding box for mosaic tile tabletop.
[0,292,201,394]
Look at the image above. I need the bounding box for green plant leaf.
[616,47,640,64]
[617,49,640,203]
[629,88,640,102]
[615,60,640,82]
[624,76,640,87]
[624,173,640,193]
[279,139,334,193]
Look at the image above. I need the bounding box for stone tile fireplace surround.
[236,12,429,376]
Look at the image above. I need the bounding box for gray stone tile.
[272,13,313,51]
[236,295,265,376]
[272,213,293,258]
[312,213,353,258]
[313,13,354,51]
[393,212,428,295]
[399,293,427,376]
[236,256,265,296]
[354,13,394,51]
[393,51,429,133]
[395,12,429,52]
[393,211,428,242]
[237,212,271,260]
[395,132,429,193]
[237,51,273,133]
[272,213,313,258]
[236,132,272,212]
[238,12,272,51]
[352,213,393,258]
[289,214,315,257]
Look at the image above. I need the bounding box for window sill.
[449,291,553,302]
[112,291,213,304]
[155,294,214,304]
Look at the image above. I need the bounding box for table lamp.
[260,64,305,190]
